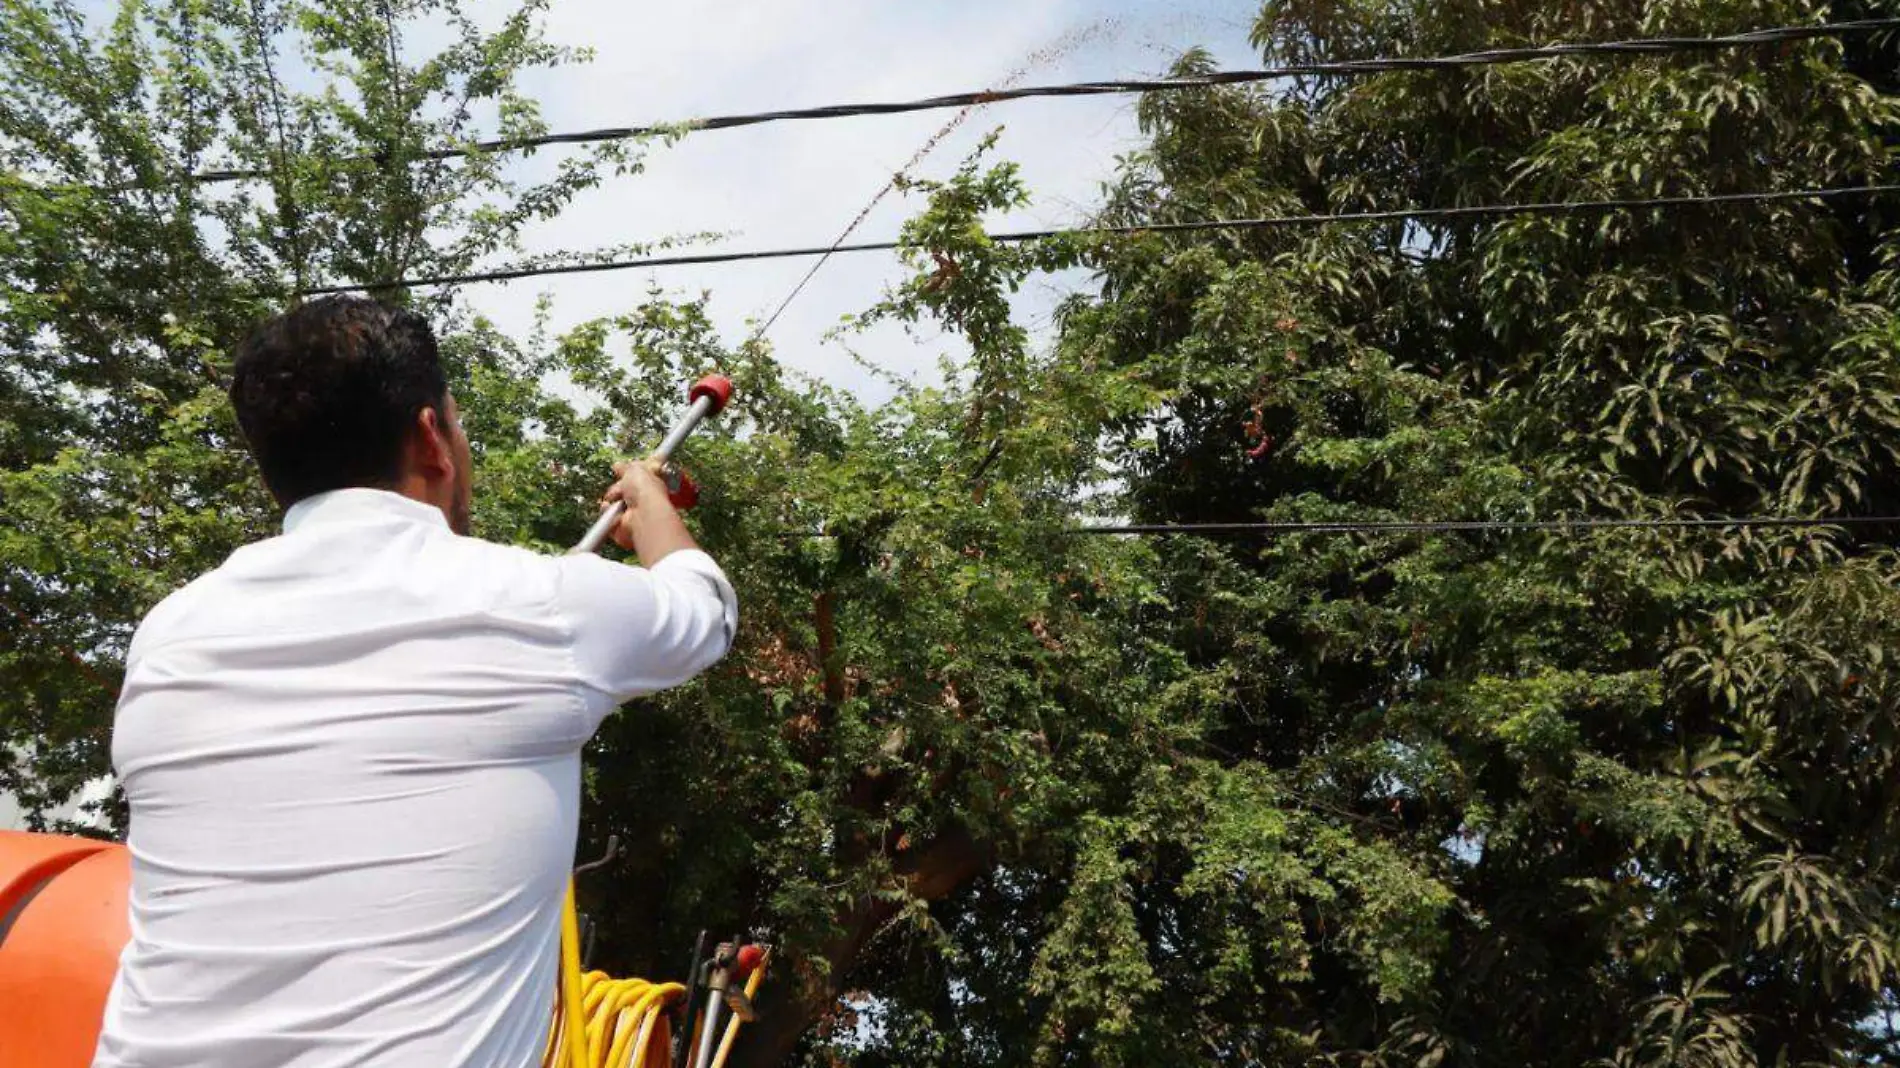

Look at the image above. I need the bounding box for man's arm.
[557,460,737,702]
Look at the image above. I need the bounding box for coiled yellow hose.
[547,883,687,1068]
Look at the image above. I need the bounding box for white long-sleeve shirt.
[93,488,736,1068]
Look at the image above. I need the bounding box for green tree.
[904,0,1900,1063]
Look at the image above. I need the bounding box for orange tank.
[0,830,128,1068]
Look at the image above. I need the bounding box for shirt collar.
[282,487,451,535]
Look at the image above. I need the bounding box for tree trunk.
[732,826,992,1068]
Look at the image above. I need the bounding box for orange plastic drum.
[0,832,129,1068]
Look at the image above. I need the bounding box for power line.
[188,17,1900,185]
[1068,516,1900,536]
[297,182,1900,295]
[784,516,1900,539]
[750,22,1114,344]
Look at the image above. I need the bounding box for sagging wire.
[295,183,1900,295]
[751,18,1120,342]
[169,17,1900,186]
[784,516,1900,538]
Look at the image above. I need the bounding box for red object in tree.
[1243,403,1274,459]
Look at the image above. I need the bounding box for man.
[92,295,736,1067]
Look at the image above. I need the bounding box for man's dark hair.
[229,295,448,507]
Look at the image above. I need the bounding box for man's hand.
[600,458,700,566]
[603,458,669,517]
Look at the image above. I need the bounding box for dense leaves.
[983,0,1900,1063]
[4,1,1900,1066]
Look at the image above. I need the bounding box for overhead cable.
[747,23,1111,342]
[783,516,1900,539]
[296,182,1900,295]
[187,17,1900,186]
[1067,516,1900,536]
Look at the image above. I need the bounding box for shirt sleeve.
[554,548,738,702]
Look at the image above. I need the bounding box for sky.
[1,794,30,830]
[459,0,1265,405]
[0,773,109,832]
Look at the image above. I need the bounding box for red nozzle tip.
[734,943,765,978]
[689,374,734,416]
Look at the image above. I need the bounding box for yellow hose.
[551,882,687,1068]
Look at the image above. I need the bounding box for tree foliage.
[948,0,1900,1063]
[4,1,1900,1066]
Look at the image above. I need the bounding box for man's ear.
[411,405,455,478]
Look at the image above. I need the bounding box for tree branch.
[735,825,993,1068]
[0,593,118,697]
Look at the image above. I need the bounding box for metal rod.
[692,991,724,1068]
[570,393,719,555]
[653,394,717,462]
[673,930,708,1068]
